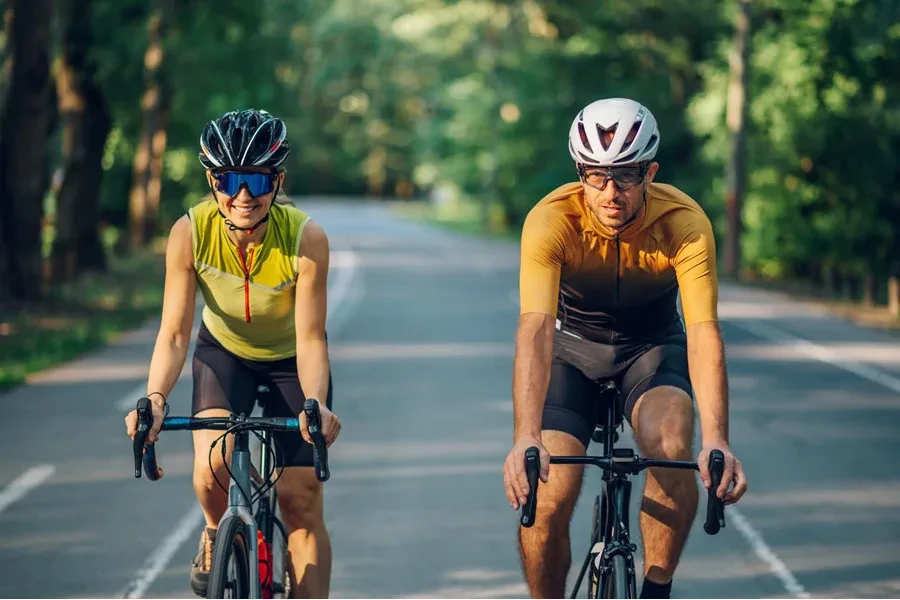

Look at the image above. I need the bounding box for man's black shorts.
[542,325,692,448]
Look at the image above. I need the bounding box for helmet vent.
[597,123,617,151]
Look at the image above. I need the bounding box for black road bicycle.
[132,388,330,599]
[520,381,726,599]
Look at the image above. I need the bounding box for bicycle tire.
[271,516,292,598]
[587,493,604,598]
[599,554,630,599]
[207,518,253,598]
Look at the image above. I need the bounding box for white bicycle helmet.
[568,98,660,166]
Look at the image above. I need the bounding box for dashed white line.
[0,465,56,516]
[327,249,359,331]
[730,318,900,394]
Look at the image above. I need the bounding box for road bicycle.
[133,389,330,598]
[520,380,726,598]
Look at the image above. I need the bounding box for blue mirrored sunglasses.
[212,171,277,197]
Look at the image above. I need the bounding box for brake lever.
[304,399,330,482]
[134,397,152,478]
[520,447,540,528]
[704,449,726,534]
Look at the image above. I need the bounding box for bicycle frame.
[568,383,640,598]
[254,426,292,598]
[591,398,637,598]
[217,425,262,598]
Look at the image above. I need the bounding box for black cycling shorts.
[191,322,333,468]
[542,326,692,448]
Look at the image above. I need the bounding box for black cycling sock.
[640,578,672,599]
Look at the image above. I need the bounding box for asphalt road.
[1,199,899,598]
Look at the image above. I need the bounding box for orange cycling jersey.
[519,181,718,343]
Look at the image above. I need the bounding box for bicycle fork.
[590,477,638,598]
[222,430,262,598]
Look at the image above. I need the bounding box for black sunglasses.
[579,163,648,190]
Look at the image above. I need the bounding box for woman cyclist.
[125,108,341,598]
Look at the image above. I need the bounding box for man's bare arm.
[513,313,556,440]
[686,320,728,446]
[503,312,556,509]
[686,320,747,503]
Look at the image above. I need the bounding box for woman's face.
[207,167,285,229]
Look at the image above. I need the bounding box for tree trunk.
[821,262,839,296]
[0,0,54,303]
[0,7,13,113]
[50,0,112,283]
[889,275,900,319]
[128,0,171,250]
[145,96,170,240]
[0,6,12,302]
[724,0,752,278]
[863,272,876,307]
[482,13,501,233]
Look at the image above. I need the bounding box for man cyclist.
[124,109,341,598]
[502,98,748,599]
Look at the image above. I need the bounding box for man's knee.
[277,468,324,532]
[632,386,694,460]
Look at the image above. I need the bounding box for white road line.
[119,248,360,599]
[327,249,358,331]
[325,260,365,338]
[726,316,900,598]
[729,318,900,394]
[0,465,56,516]
[721,314,900,598]
[729,508,810,598]
[119,505,204,599]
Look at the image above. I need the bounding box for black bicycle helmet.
[199,109,291,170]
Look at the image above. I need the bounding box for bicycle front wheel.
[271,516,292,598]
[600,554,632,599]
[208,518,253,598]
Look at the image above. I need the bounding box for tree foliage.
[0,0,897,313]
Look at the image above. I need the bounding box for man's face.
[580,162,658,231]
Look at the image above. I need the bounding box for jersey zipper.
[614,234,621,306]
[236,247,254,323]
[612,234,621,345]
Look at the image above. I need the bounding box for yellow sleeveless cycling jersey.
[188,199,310,361]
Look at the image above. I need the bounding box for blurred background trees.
[0,0,898,313]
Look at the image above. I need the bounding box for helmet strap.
[221,211,270,234]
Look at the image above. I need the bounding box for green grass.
[0,250,166,391]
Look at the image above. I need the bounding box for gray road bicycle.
[133,391,329,599]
